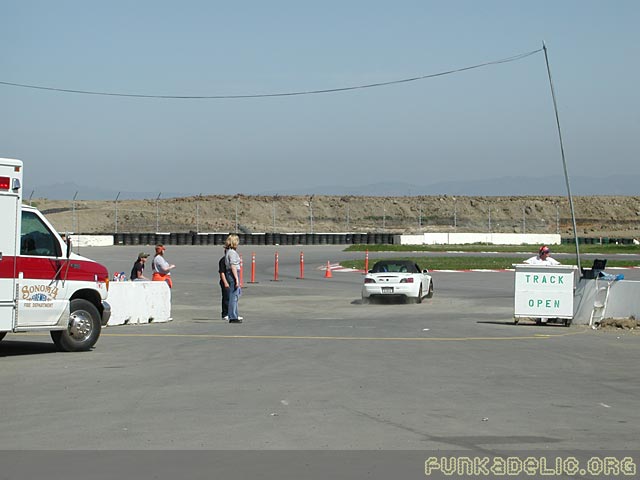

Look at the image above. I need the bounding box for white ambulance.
[0,158,111,351]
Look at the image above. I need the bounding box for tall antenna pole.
[196,194,201,233]
[114,192,121,234]
[72,191,78,234]
[156,193,162,233]
[543,41,581,273]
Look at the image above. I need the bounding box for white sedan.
[362,260,434,304]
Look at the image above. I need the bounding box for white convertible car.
[362,260,434,304]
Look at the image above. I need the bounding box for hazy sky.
[2,1,638,196]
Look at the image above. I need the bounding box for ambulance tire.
[0,332,6,342]
[51,299,102,352]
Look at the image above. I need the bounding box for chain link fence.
[34,195,640,240]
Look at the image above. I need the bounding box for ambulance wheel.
[0,332,6,342]
[51,299,102,352]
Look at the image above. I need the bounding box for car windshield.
[371,261,420,274]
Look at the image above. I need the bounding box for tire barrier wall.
[101,232,399,246]
[562,237,638,246]
[107,281,172,326]
[73,233,638,247]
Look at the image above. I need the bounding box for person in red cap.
[152,244,176,287]
[524,245,560,265]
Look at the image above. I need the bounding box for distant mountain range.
[32,174,638,200]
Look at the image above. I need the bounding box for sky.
[1,1,639,198]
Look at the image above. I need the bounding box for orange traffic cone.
[324,261,333,278]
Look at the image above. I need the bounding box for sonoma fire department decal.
[21,284,59,308]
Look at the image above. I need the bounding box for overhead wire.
[0,48,542,100]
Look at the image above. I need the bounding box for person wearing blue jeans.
[224,234,243,323]
[218,246,230,320]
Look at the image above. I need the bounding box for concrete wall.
[394,233,562,246]
[69,235,114,247]
[573,279,640,325]
[107,281,172,326]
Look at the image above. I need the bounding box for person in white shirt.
[524,245,560,265]
[224,235,243,323]
[152,244,176,288]
[523,245,560,325]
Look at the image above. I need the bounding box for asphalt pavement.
[1,245,639,455]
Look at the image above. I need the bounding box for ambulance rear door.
[0,159,22,331]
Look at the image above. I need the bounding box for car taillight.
[0,176,10,190]
[400,277,414,283]
[364,278,376,284]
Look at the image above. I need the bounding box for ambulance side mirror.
[63,235,72,258]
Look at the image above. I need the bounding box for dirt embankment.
[32,195,640,239]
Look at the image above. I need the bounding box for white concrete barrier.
[393,233,561,246]
[106,281,172,326]
[69,235,114,247]
[449,233,493,244]
[398,235,426,245]
[573,279,640,325]
[489,233,560,246]
[421,233,450,245]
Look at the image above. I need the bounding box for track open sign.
[523,274,565,285]
[514,264,578,319]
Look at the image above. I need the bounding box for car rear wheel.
[415,285,423,304]
[426,280,434,298]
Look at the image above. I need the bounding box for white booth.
[513,264,579,325]
[514,263,640,327]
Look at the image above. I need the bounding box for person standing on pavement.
[218,244,230,321]
[224,234,243,323]
[152,244,176,288]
